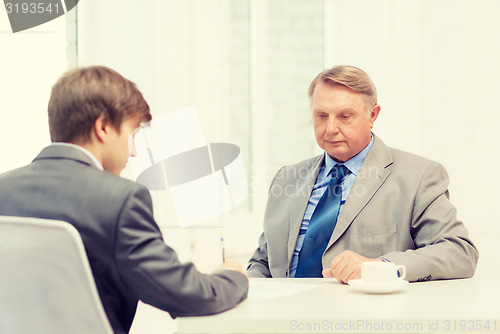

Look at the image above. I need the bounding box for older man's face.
[311,82,380,162]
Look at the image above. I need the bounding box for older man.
[247,65,478,283]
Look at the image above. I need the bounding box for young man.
[0,66,248,334]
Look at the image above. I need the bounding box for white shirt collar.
[51,142,104,171]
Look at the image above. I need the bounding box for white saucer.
[348,278,409,294]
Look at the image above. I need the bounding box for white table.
[178,277,500,333]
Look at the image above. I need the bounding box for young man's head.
[48,66,152,175]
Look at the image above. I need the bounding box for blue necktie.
[295,164,350,278]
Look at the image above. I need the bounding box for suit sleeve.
[246,232,272,278]
[382,162,479,281]
[113,186,248,317]
[246,167,287,278]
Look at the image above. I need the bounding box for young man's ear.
[93,115,111,143]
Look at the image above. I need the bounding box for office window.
[224,0,326,259]
[229,0,324,204]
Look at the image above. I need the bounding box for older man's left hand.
[322,250,383,284]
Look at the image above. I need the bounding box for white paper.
[249,281,320,299]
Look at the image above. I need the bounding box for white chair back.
[0,216,114,334]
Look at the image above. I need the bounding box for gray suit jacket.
[247,135,478,282]
[0,145,248,334]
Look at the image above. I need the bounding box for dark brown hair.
[48,66,151,143]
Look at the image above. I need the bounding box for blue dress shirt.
[289,135,374,277]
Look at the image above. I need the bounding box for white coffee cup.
[361,262,406,284]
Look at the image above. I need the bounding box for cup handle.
[395,265,406,280]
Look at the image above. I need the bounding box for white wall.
[0,10,68,173]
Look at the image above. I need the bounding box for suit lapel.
[326,136,394,250]
[287,155,323,264]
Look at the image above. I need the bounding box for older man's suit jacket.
[247,135,478,282]
[0,145,248,334]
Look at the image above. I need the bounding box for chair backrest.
[0,216,114,334]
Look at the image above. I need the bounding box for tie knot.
[330,164,349,180]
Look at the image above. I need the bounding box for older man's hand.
[322,250,383,284]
